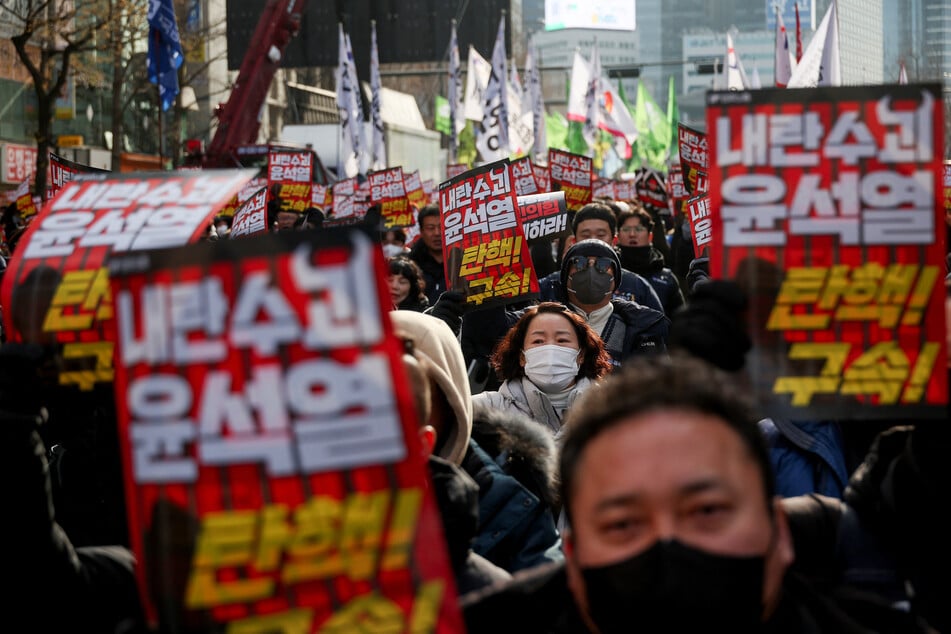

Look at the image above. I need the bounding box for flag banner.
[685,192,713,258]
[447,163,469,179]
[511,156,540,196]
[533,164,550,193]
[369,21,386,171]
[332,177,358,218]
[615,179,637,202]
[147,0,184,111]
[475,17,510,164]
[448,20,464,160]
[707,84,947,421]
[774,9,793,88]
[464,46,492,122]
[582,41,602,148]
[592,178,616,200]
[678,123,709,195]
[787,0,840,88]
[524,37,547,158]
[634,81,671,171]
[548,149,592,210]
[516,190,570,244]
[0,168,257,392]
[667,163,688,218]
[725,32,750,90]
[434,95,451,135]
[635,167,668,212]
[335,24,363,178]
[794,2,803,63]
[107,227,463,632]
[404,170,428,209]
[229,186,269,238]
[268,150,314,214]
[48,151,110,201]
[369,167,413,228]
[898,62,909,85]
[438,159,540,309]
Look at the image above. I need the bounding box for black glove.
[668,280,751,373]
[685,256,711,295]
[425,291,468,336]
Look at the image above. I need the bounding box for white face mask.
[522,344,580,393]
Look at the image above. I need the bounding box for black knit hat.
[560,238,623,292]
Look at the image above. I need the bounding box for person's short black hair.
[417,204,440,227]
[559,355,775,526]
[571,202,617,237]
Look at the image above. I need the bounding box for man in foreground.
[462,355,932,633]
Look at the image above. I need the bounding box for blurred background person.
[388,255,429,312]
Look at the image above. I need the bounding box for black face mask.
[568,268,614,305]
[580,539,765,633]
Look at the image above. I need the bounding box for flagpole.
[157,85,165,169]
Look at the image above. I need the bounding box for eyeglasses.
[566,255,615,274]
[620,225,649,234]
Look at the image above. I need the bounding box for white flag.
[335,23,362,178]
[475,15,510,163]
[898,61,908,84]
[508,63,534,156]
[725,32,750,90]
[751,67,762,89]
[464,45,491,121]
[774,9,794,87]
[524,36,547,158]
[582,39,601,148]
[369,20,385,171]
[567,49,590,120]
[787,0,841,88]
[448,19,464,161]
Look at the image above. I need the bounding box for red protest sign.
[107,227,464,633]
[511,156,539,196]
[369,166,413,228]
[0,168,258,391]
[944,160,951,218]
[517,190,570,243]
[229,186,269,238]
[446,163,468,179]
[678,123,709,195]
[439,159,540,308]
[706,84,947,421]
[592,177,616,200]
[268,150,313,214]
[547,149,592,210]
[635,167,667,211]
[532,163,550,193]
[332,177,357,219]
[48,151,109,201]
[667,163,687,218]
[404,170,428,210]
[684,193,713,257]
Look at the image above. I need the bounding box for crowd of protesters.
[0,186,949,634]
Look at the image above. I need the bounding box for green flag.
[634,81,670,172]
[666,76,679,161]
[434,95,451,135]
[546,111,569,150]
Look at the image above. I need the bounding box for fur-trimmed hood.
[470,402,560,509]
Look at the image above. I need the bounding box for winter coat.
[408,239,447,306]
[593,299,670,367]
[462,403,564,574]
[428,454,512,596]
[473,376,593,436]
[758,417,851,499]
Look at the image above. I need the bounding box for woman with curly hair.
[388,255,430,312]
[472,302,611,436]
